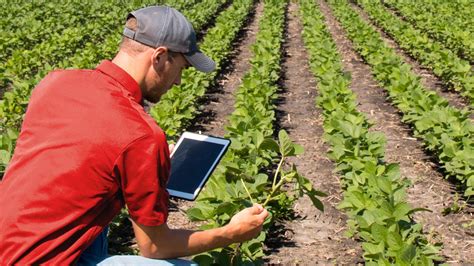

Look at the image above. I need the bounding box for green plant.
[188,130,325,265]
[182,1,326,264]
[327,0,474,198]
[357,0,474,106]
[300,0,442,263]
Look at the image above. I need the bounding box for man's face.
[144,51,190,103]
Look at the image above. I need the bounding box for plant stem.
[272,156,284,190]
[263,175,286,207]
[241,178,255,204]
[264,156,286,207]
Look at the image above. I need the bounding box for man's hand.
[225,203,269,243]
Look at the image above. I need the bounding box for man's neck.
[112,51,150,90]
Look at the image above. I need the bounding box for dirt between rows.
[319,0,473,263]
[265,2,363,264]
[170,1,365,264]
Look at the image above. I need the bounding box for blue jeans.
[77,227,196,265]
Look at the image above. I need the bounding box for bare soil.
[265,2,363,264]
[319,0,474,263]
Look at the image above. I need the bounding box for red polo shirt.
[0,61,170,264]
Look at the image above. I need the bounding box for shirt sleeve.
[114,132,170,226]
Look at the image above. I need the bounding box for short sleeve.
[114,132,170,226]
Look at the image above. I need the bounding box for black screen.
[168,138,225,194]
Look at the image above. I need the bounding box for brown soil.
[265,2,364,264]
[349,2,473,119]
[319,0,474,263]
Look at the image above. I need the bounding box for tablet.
[167,132,231,200]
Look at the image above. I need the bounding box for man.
[0,6,268,265]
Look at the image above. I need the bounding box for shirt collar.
[96,60,142,103]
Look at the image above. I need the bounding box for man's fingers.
[257,208,269,221]
[248,204,268,223]
[254,203,263,212]
[250,203,263,214]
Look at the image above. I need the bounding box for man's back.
[0,61,170,264]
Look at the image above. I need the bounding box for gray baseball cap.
[123,6,216,73]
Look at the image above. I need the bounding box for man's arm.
[131,203,268,259]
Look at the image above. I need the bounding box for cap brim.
[184,50,216,73]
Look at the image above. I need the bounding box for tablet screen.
[167,132,230,200]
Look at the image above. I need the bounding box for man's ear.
[151,46,168,68]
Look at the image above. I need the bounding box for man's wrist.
[218,224,237,245]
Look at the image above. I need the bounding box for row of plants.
[299,0,441,264]
[355,0,474,107]
[0,0,225,177]
[0,1,116,63]
[0,0,202,44]
[384,0,474,64]
[184,1,324,264]
[326,0,474,198]
[0,3,133,90]
[406,0,474,29]
[0,2,50,36]
[150,0,250,139]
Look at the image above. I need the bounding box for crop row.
[422,0,474,26]
[300,0,441,264]
[326,0,474,197]
[0,3,136,90]
[384,0,474,64]
[356,0,474,107]
[184,0,324,264]
[0,1,121,64]
[0,1,39,18]
[0,2,53,37]
[0,0,226,176]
